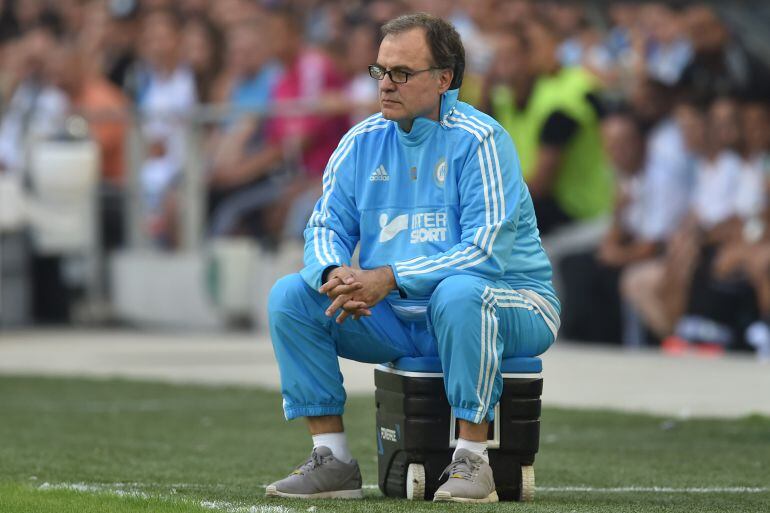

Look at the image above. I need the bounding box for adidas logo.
[369,165,390,182]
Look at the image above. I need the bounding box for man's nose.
[379,75,397,92]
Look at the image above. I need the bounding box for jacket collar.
[395,89,459,146]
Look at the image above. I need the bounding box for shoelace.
[291,450,326,475]
[440,456,479,481]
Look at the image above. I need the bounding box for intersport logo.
[378,213,409,242]
[378,212,448,244]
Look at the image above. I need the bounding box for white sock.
[312,432,353,463]
[454,438,489,463]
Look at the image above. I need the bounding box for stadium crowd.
[1,0,769,357]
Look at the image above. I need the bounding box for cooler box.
[374,356,543,501]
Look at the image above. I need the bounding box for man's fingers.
[325,294,350,317]
[340,299,371,323]
[336,309,352,324]
[338,303,370,324]
[326,282,363,299]
[342,300,369,312]
[319,277,342,294]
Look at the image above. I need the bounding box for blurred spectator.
[661,97,744,353]
[135,8,197,245]
[483,22,612,235]
[208,0,263,31]
[543,0,617,83]
[733,102,770,222]
[561,111,654,343]
[686,97,743,236]
[603,2,636,68]
[678,5,770,102]
[45,44,129,185]
[620,97,703,343]
[628,79,693,238]
[366,0,409,26]
[702,100,770,357]
[49,0,88,38]
[341,21,380,124]
[181,16,223,103]
[711,101,770,281]
[451,0,494,104]
[546,1,594,69]
[624,97,745,351]
[303,0,348,46]
[0,26,67,174]
[11,0,49,33]
[638,3,692,86]
[211,18,281,126]
[259,7,349,242]
[44,41,131,251]
[100,2,141,93]
[208,7,348,243]
[206,17,283,237]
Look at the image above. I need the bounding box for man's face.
[45,48,78,94]
[375,28,450,126]
[269,15,300,63]
[674,104,706,154]
[708,98,741,151]
[601,116,643,174]
[492,33,529,83]
[742,103,770,155]
[141,14,179,67]
[227,26,268,76]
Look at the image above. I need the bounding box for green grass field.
[0,375,768,512]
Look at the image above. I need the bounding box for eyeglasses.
[368,64,443,84]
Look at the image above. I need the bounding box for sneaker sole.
[433,490,499,503]
[265,485,363,499]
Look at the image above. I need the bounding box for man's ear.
[438,68,454,93]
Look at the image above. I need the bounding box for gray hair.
[381,13,465,90]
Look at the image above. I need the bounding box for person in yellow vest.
[480,21,613,235]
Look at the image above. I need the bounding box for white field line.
[36,483,300,513]
[36,481,769,501]
[38,482,151,499]
[537,486,768,493]
[361,484,769,493]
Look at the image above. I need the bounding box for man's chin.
[380,107,404,121]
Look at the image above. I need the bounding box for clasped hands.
[318,265,396,324]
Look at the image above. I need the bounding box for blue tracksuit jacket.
[299,88,559,321]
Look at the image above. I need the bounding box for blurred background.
[1,0,770,363]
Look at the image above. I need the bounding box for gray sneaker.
[433,449,498,503]
[265,446,363,499]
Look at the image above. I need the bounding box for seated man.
[266,13,559,503]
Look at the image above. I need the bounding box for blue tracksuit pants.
[268,273,556,424]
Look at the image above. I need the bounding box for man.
[484,22,612,235]
[206,18,282,236]
[679,5,770,103]
[134,8,197,245]
[45,43,130,251]
[45,45,129,186]
[266,13,559,503]
[560,111,657,344]
[209,8,348,241]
